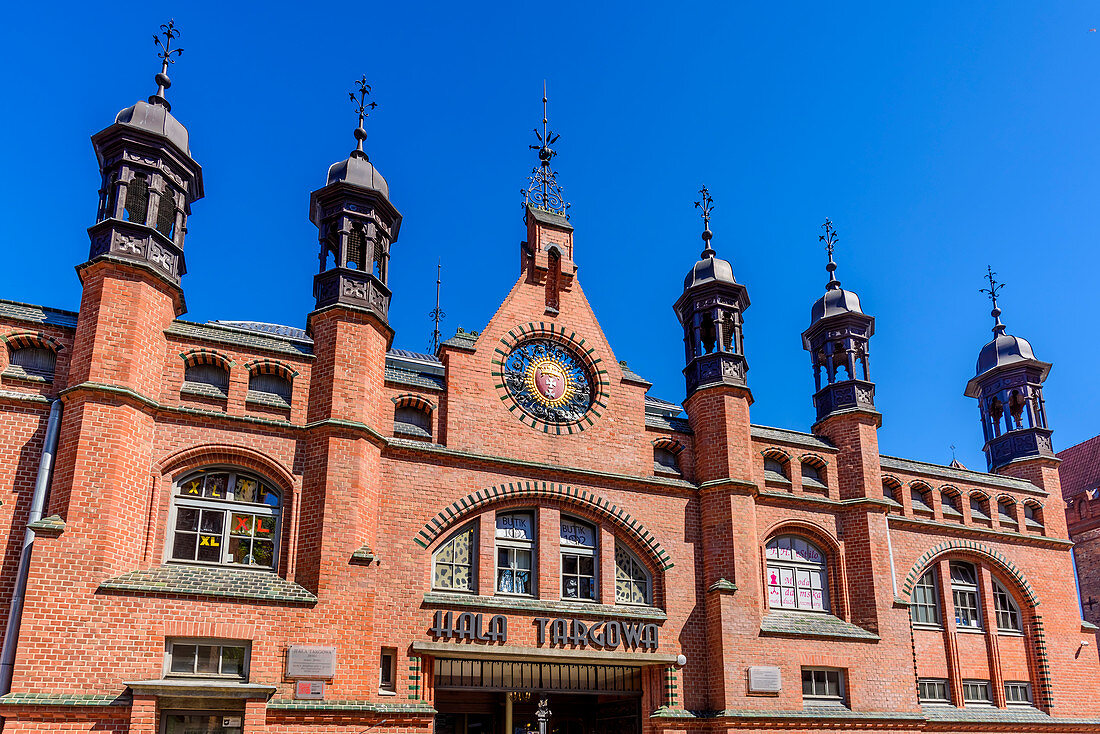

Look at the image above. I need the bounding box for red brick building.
[0,29,1097,734]
[1057,436,1100,630]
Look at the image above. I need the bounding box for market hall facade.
[0,24,1097,734]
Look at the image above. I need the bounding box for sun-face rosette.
[501,338,596,429]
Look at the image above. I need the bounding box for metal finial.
[979,265,1006,336]
[428,260,446,353]
[694,186,716,258]
[522,81,569,217]
[819,218,841,291]
[348,76,377,158]
[150,20,183,108]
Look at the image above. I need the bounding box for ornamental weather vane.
[349,76,377,157]
[819,218,841,290]
[979,265,1007,335]
[150,20,183,108]
[694,186,715,258]
[522,82,570,218]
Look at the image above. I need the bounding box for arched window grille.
[170,469,281,569]
[348,225,366,270]
[560,516,596,601]
[432,524,475,593]
[614,543,651,605]
[654,447,680,474]
[765,535,828,612]
[764,456,788,482]
[124,172,150,224]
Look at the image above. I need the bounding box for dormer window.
[941,490,962,521]
[998,500,1019,531]
[392,395,435,440]
[1024,503,1043,531]
[801,462,825,489]
[970,495,991,524]
[654,447,680,475]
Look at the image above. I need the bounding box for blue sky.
[1,2,1097,470]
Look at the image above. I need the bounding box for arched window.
[1024,503,1043,531]
[911,484,933,514]
[432,524,475,593]
[124,172,150,224]
[495,512,534,596]
[156,187,177,239]
[882,478,901,505]
[998,499,1018,531]
[950,561,982,629]
[911,569,940,626]
[170,469,281,569]
[248,372,291,406]
[395,405,431,438]
[765,535,828,612]
[653,447,680,475]
[763,454,788,482]
[940,490,962,521]
[7,345,56,381]
[184,363,229,397]
[993,581,1022,632]
[970,494,991,523]
[615,543,651,605]
[801,461,825,489]
[560,517,596,601]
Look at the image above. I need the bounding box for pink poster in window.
[796,570,810,588]
[780,569,794,587]
[798,587,812,606]
[769,586,782,607]
[812,589,824,608]
[782,587,796,606]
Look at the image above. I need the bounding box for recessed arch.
[900,539,1040,608]
[155,443,296,492]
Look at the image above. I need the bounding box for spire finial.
[150,20,183,109]
[819,218,841,291]
[694,186,715,259]
[979,265,1007,336]
[428,259,446,353]
[348,76,377,159]
[522,81,569,217]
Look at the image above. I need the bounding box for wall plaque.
[294,680,325,700]
[748,665,782,693]
[286,646,337,679]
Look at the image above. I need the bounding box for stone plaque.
[748,665,782,693]
[286,646,337,679]
[295,680,325,700]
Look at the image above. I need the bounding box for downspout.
[885,516,899,598]
[1072,546,1086,619]
[0,399,62,694]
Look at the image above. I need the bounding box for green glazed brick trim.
[418,481,673,570]
[0,692,131,706]
[99,564,317,605]
[407,656,421,701]
[899,539,1039,607]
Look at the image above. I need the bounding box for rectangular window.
[953,588,982,629]
[962,680,992,706]
[911,571,940,626]
[801,667,845,705]
[379,648,396,694]
[496,512,534,596]
[167,640,249,680]
[560,518,597,601]
[918,678,951,705]
[1004,681,1032,705]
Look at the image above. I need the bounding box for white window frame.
[993,581,1022,633]
[379,647,397,695]
[164,638,250,681]
[801,667,845,706]
[766,535,829,612]
[962,679,993,706]
[614,543,652,606]
[950,562,983,630]
[911,570,941,627]
[917,678,951,705]
[431,523,477,593]
[1004,681,1032,706]
[559,516,597,602]
[167,469,281,571]
[495,511,535,597]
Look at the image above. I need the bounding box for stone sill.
[760,610,879,641]
[423,591,666,621]
[180,382,228,401]
[125,679,275,699]
[244,390,292,411]
[99,564,317,605]
[1,367,51,384]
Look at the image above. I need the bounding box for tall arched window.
[911,569,941,625]
[560,517,596,601]
[765,535,828,612]
[950,561,982,629]
[615,543,651,605]
[170,469,281,569]
[433,524,475,593]
[495,512,534,596]
[993,581,1022,632]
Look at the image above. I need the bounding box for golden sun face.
[526,357,573,407]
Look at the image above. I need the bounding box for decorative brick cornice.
[179,347,233,370]
[799,452,828,468]
[413,480,673,570]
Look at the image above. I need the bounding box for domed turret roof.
[810,286,864,324]
[115,99,190,155]
[683,250,737,290]
[326,150,389,198]
[975,331,1039,377]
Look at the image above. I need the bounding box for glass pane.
[170,644,196,673]
[579,556,594,575]
[434,564,453,588]
[204,473,228,499]
[632,581,647,605]
[563,577,578,598]
[197,534,222,562]
[227,537,251,565]
[200,510,224,534]
[453,565,470,590]
[616,579,629,603]
[231,514,253,537]
[176,508,199,531]
[496,513,533,540]
[498,548,509,567]
[579,578,594,599]
[801,671,813,695]
[437,541,454,564]
[825,673,839,696]
[516,550,531,570]
[514,570,531,595]
[252,539,274,567]
[560,519,594,547]
[497,569,514,593]
[180,477,203,497]
[221,646,245,677]
[195,645,219,674]
[233,476,258,503]
[171,532,197,561]
[260,485,280,507]
[452,531,471,564]
[563,555,578,574]
[255,516,276,538]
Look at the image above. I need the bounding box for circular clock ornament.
[496,329,607,433]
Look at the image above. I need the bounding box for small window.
[496,512,534,596]
[801,462,825,488]
[7,346,56,381]
[654,447,680,475]
[950,562,982,630]
[911,569,941,626]
[766,535,828,611]
[184,363,229,397]
[560,517,596,601]
[614,543,651,605]
[433,524,475,593]
[248,372,292,406]
[1004,681,1032,706]
[940,492,962,520]
[911,486,933,514]
[124,172,150,224]
[801,668,844,705]
[998,500,1018,530]
[918,678,951,705]
[379,647,396,694]
[962,680,992,706]
[171,469,281,569]
[993,581,1021,632]
[156,187,176,239]
[167,640,248,680]
[882,480,900,505]
[764,457,788,482]
[970,496,991,523]
[1024,504,1043,530]
[395,405,431,438]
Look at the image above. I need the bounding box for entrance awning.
[411,641,678,667]
[435,658,642,695]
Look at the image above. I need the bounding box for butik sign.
[429,611,659,651]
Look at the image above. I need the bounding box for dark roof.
[389,348,440,363]
[750,425,836,452]
[1058,434,1100,500]
[167,321,314,358]
[810,287,865,324]
[115,99,191,155]
[0,299,78,329]
[644,395,682,416]
[440,330,479,350]
[879,455,1041,494]
[211,320,311,343]
[326,152,389,197]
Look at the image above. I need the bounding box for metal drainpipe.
[0,399,62,694]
